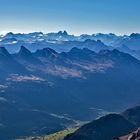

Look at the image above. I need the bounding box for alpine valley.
[0,32,140,140]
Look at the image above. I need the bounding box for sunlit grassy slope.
[39,128,77,140]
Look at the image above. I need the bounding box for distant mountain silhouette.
[1,32,140,60]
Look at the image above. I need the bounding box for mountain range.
[1,31,140,61]
[1,46,140,139]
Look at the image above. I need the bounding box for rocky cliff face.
[118,128,140,140]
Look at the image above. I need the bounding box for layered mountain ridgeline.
[64,106,140,140]
[1,32,140,49]
[1,46,140,139]
[1,32,140,60]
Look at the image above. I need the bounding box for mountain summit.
[18,46,32,57]
[0,47,11,57]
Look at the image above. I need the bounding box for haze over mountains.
[0,43,140,139]
[1,31,140,60]
[1,31,140,139]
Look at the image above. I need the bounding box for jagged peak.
[18,46,32,57]
[43,48,57,53]
[35,47,58,57]
[130,33,140,38]
[58,30,68,36]
[0,47,11,57]
[28,32,43,36]
[5,32,14,36]
[69,47,82,53]
[63,30,68,35]
[4,32,15,37]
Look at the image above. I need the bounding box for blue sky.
[0,0,140,35]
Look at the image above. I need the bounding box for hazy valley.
[1,32,140,139]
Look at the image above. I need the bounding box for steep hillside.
[64,114,135,140]
[64,105,140,140]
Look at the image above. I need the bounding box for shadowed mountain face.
[0,47,28,78]
[64,106,140,140]
[18,46,32,57]
[122,106,140,126]
[1,46,140,139]
[64,114,135,140]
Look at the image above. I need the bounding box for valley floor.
[39,128,77,140]
[18,128,77,140]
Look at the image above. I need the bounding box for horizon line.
[0,30,139,36]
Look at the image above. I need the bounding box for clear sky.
[0,0,140,35]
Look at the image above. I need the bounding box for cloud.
[6,74,45,83]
